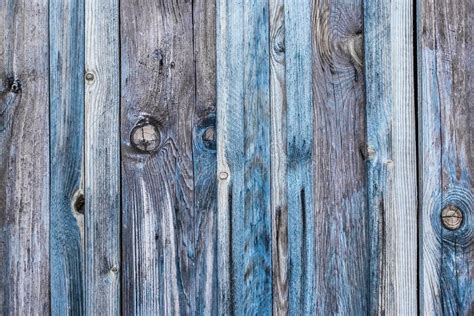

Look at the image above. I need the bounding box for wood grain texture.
[0,1,50,315]
[216,0,272,314]
[365,0,418,314]
[85,0,121,313]
[285,0,315,314]
[120,0,215,314]
[50,0,85,314]
[269,0,288,314]
[418,0,473,314]
[311,0,367,314]
[193,0,218,314]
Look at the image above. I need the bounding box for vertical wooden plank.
[269,0,288,314]
[120,1,208,314]
[85,0,121,313]
[50,0,85,314]
[216,0,272,314]
[365,0,418,314]
[193,0,218,314]
[310,0,367,314]
[418,0,473,314]
[0,1,49,315]
[285,0,315,314]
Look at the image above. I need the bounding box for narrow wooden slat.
[365,0,418,314]
[84,0,121,313]
[418,0,473,314]
[285,0,315,314]
[0,1,50,314]
[193,0,218,314]
[120,1,200,314]
[216,0,272,314]
[269,0,288,314]
[50,0,85,314]
[310,0,367,314]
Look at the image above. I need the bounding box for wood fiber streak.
[0,1,50,315]
[216,0,272,314]
[285,0,315,314]
[311,0,367,314]
[269,0,288,314]
[121,0,213,314]
[50,0,85,314]
[85,0,121,313]
[418,0,473,314]
[365,0,418,314]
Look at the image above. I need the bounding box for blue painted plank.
[216,0,272,314]
[285,0,315,314]
[417,0,473,314]
[365,0,418,314]
[50,0,85,314]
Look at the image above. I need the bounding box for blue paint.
[49,0,85,314]
[284,0,315,314]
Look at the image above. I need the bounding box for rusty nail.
[441,205,463,230]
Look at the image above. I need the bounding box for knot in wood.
[202,126,216,150]
[441,205,463,230]
[85,72,95,81]
[131,118,161,153]
[9,79,21,93]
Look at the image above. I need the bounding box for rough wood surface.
[285,0,315,314]
[269,0,288,314]
[120,0,216,314]
[418,0,473,314]
[85,0,121,313]
[50,0,85,314]
[311,0,367,314]
[193,0,218,314]
[216,0,272,314]
[0,1,50,315]
[365,0,418,314]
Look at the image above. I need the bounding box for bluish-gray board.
[50,0,85,314]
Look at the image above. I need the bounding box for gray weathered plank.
[285,0,315,314]
[120,0,201,314]
[84,0,121,313]
[50,0,85,314]
[365,0,418,314]
[193,0,218,314]
[216,0,272,314]
[311,0,367,314]
[0,1,50,314]
[418,0,473,314]
[269,0,288,314]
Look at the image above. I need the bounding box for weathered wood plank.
[120,0,207,314]
[0,1,50,315]
[84,0,121,313]
[216,0,272,314]
[193,0,218,314]
[365,0,418,314]
[269,0,288,314]
[50,0,85,314]
[310,0,367,314]
[285,0,315,314]
[418,0,473,314]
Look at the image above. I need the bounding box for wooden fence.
[0,0,472,315]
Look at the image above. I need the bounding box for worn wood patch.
[0,1,50,314]
[418,0,473,314]
[85,0,121,313]
[50,0,85,314]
